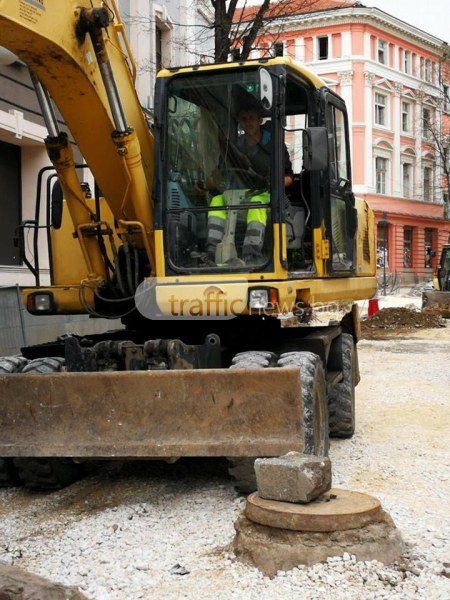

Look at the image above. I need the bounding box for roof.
[236,0,362,24]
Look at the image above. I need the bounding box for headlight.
[248,290,269,310]
[248,289,269,310]
[26,292,55,314]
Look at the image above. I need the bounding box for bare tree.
[216,0,322,62]
[421,43,450,219]
[438,44,450,219]
[127,1,324,68]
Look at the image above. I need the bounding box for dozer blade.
[421,291,450,318]
[0,368,304,458]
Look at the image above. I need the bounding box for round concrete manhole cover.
[245,488,383,532]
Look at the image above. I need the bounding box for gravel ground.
[1,327,450,599]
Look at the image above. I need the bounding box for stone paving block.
[255,452,332,503]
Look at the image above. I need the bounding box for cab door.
[438,247,450,291]
[322,91,357,273]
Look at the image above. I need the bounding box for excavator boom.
[0,0,155,275]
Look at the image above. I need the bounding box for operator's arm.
[284,145,294,188]
[193,168,224,196]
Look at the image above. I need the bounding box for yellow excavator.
[422,244,450,317]
[0,1,376,490]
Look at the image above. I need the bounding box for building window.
[402,101,411,132]
[444,84,450,113]
[0,141,21,266]
[378,40,387,64]
[377,222,389,268]
[272,42,284,57]
[402,163,412,198]
[318,36,329,60]
[423,166,433,201]
[424,58,432,83]
[155,25,162,72]
[404,50,411,73]
[376,157,388,194]
[425,228,434,268]
[155,14,172,72]
[375,93,387,126]
[422,107,431,139]
[403,227,412,268]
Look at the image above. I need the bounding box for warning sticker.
[19,0,45,24]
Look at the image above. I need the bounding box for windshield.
[163,70,273,273]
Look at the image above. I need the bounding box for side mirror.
[302,127,328,172]
[259,68,273,110]
[51,179,63,230]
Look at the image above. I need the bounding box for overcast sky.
[363,0,449,42]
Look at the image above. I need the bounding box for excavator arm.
[0,0,155,284]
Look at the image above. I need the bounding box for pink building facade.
[246,1,450,284]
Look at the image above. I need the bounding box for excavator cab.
[158,68,277,273]
[422,244,450,316]
[154,62,358,281]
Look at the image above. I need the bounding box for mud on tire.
[0,458,21,487]
[328,333,357,438]
[227,350,330,494]
[13,457,85,490]
[0,355,28,373]
[22,356,65,374]
[278,351,329,457]
[0,355,29,486]
[227,351,278,493]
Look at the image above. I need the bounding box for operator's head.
[238,105,263,138]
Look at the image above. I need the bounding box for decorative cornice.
[364,71,375,85]
[393,83,403,97]
[338,70,354,84]
[197,0,213,24]
[262,7,446,53]
[416,90,425,102]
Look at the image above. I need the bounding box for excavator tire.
[0,458,21,487]
[227,350,329,494]
[278,351,329,457]
[227,351,276,493]
[12,357,85,490]
[12,458,85,490]
[227,457,258,495]
[0,355,28,373]
[328,334,356,438]
[0,356,28,486]
[22,356,65,374]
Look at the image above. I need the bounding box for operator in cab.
[197,104,294,266]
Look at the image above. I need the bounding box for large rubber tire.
[13,356,85,490]
[22,356,65,374]
[0,355,28,373]
[328,333,357,438]
[0,458,21,487]
[13,457,85,490]
[227,350,330,493]
[227,351,278,493]
[278,351,329,457]
[0,355,28,486]
[227,457,257,494]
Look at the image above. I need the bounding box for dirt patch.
[360,307,447,340]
